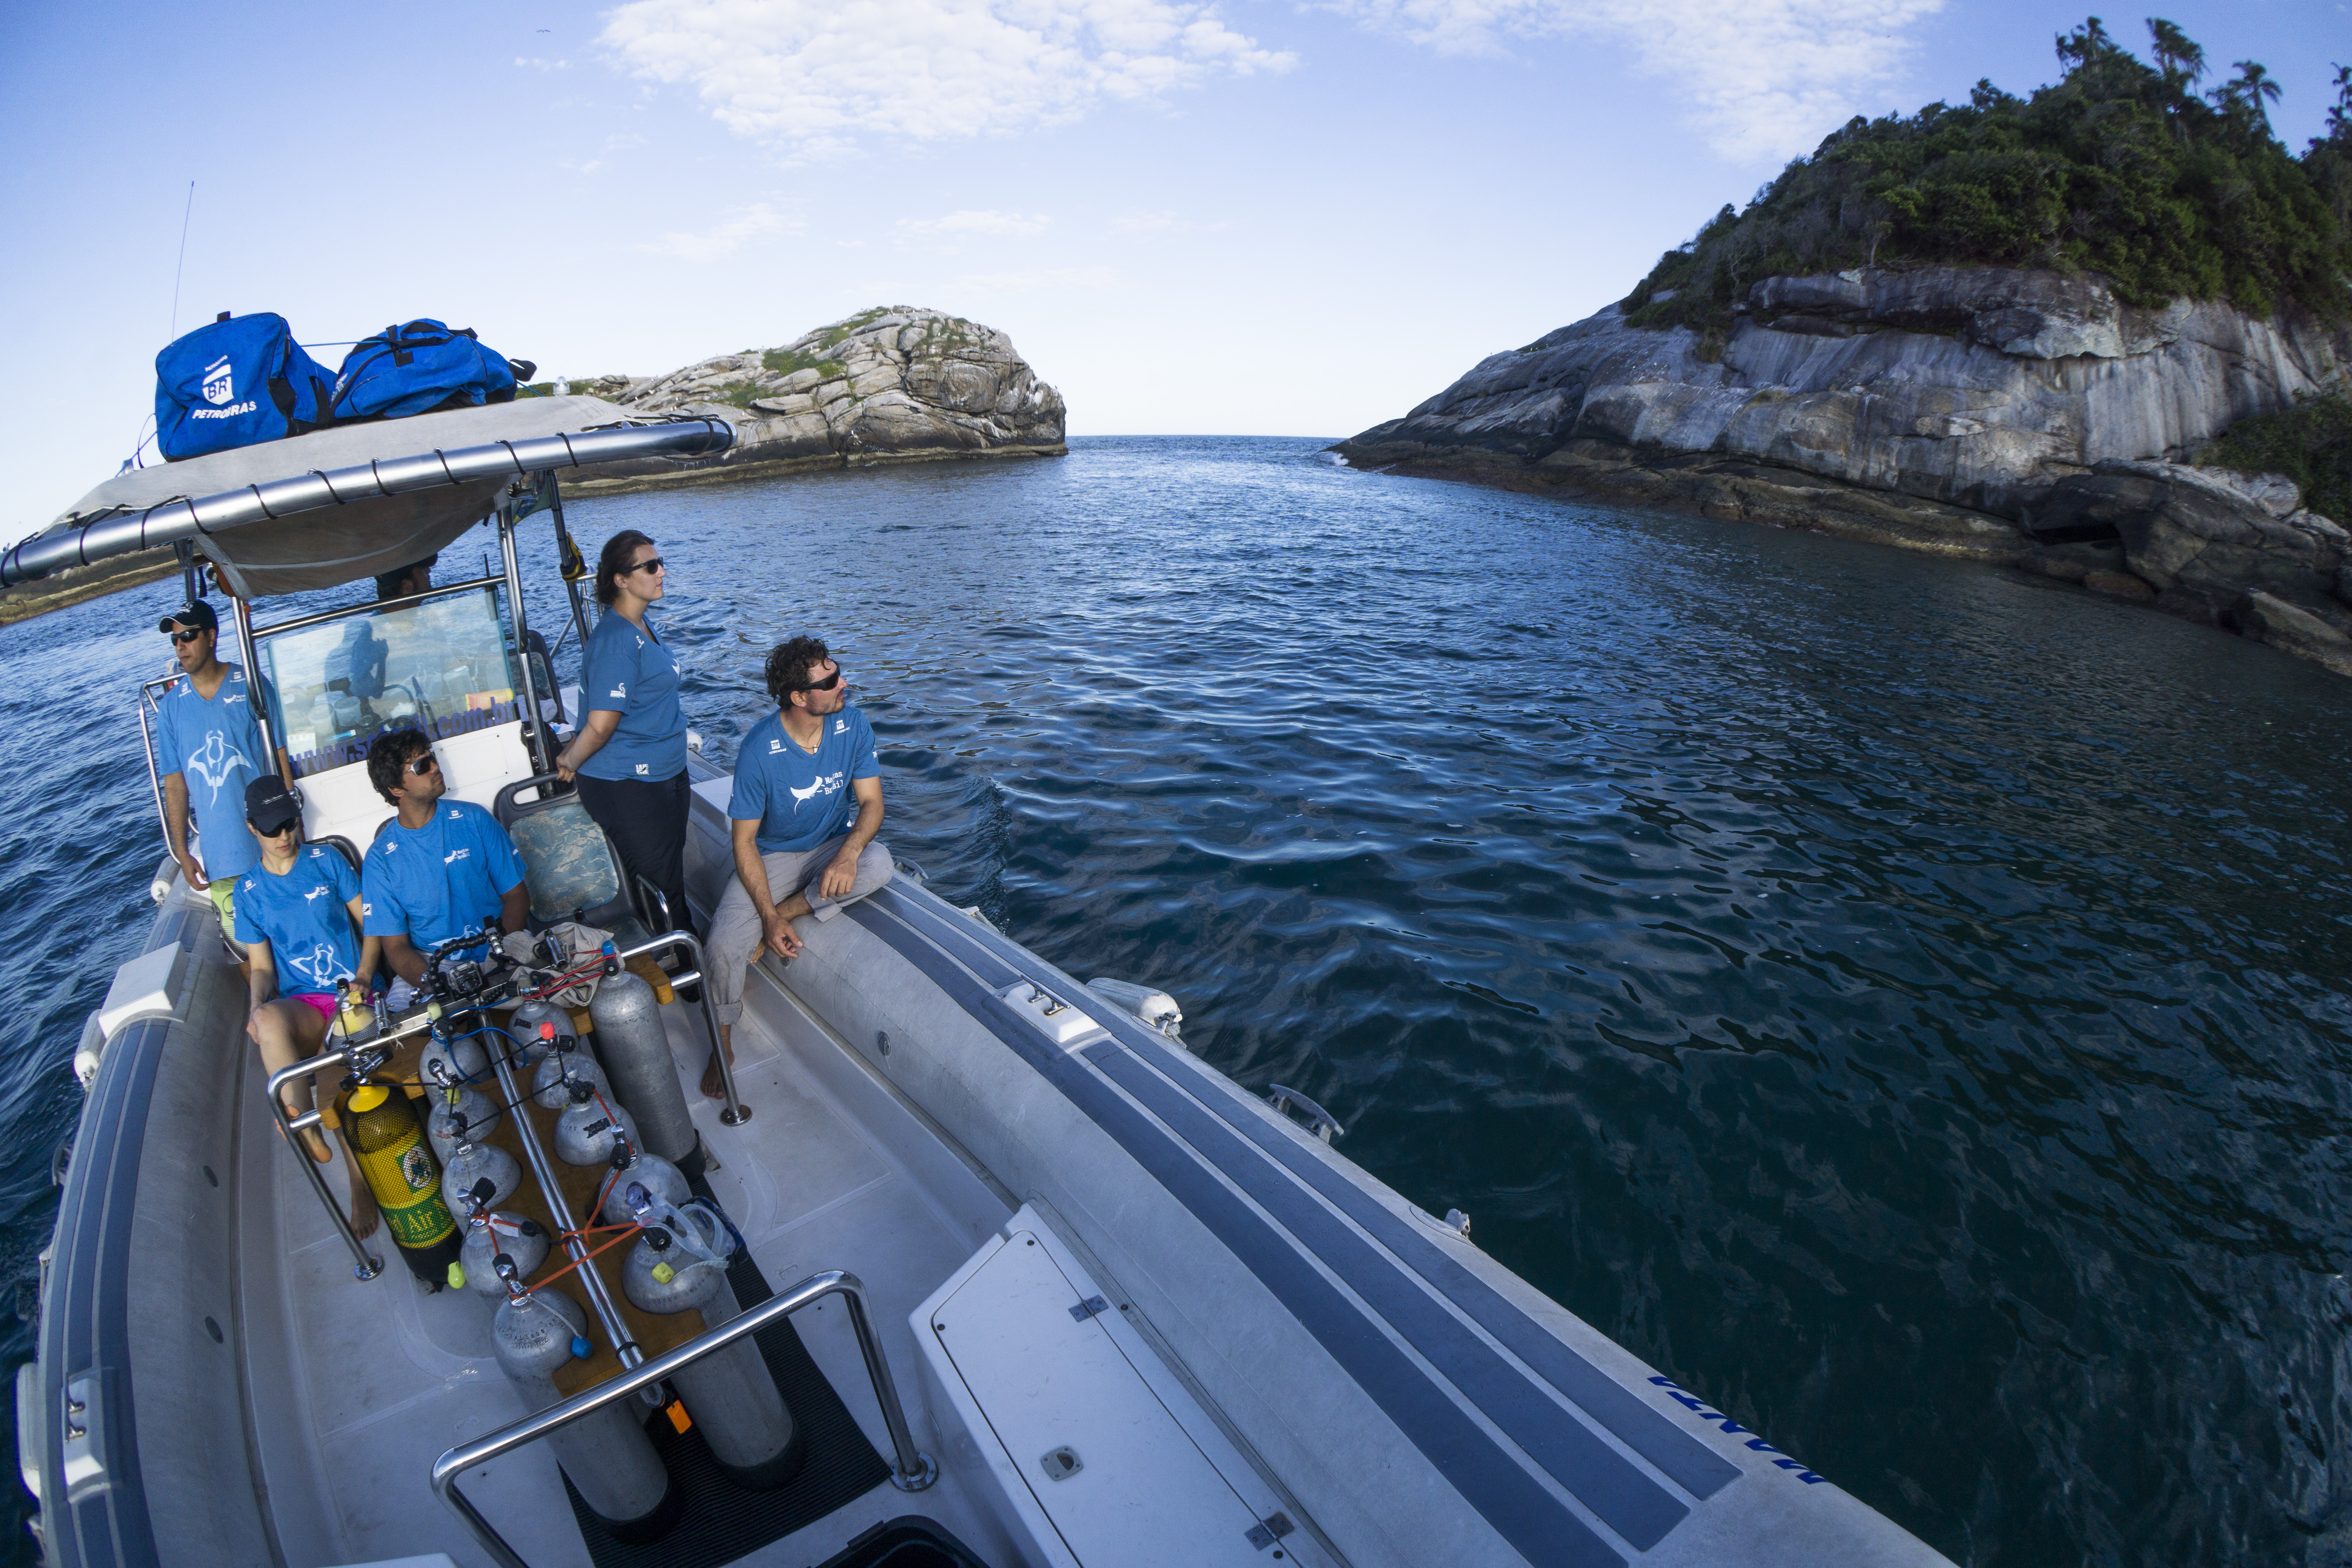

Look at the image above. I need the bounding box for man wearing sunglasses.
[358,728,530,990]
[155,598,294,940]
[703,635,893,1097]
[233,777,379,1236]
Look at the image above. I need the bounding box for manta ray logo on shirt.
[184,732,252,801]
[288,941,339,987]
[788,771,844,806]
[303,885,330,904]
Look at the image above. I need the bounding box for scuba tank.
[554,1079,639,1167]
[531,1019,612,1111]
[598,1145,690,1227]
[454,1177,550,1297]
[426,1086,503,1167]
[336,1074,461,1287]
[439,1136,521,1213]
[491,1278,676,1541]
[621,1203,802,1489]
[419,1033,489,1095]
[508,997,570,1062]
[589,969,702,1174]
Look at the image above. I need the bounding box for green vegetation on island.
[2198,390,2352,522]
[1626,21,2352,333]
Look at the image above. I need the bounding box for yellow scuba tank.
[338,1073,462,1285]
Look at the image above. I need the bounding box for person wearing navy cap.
[234,776,378,1236]
[154,598,292,941]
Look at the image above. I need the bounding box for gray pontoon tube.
[2,417,733,590]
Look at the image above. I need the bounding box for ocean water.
[4,434,2350,1565]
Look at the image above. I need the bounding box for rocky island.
[537,305,1066,493]
[1341,22,2352,676]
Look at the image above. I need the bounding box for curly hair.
[365,726,434,805]
[594,530,657,607]
[764,635,832,708]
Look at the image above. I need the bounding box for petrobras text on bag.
[189,402,260,419]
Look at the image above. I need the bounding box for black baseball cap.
[159,600,218,634]
[245,776,301,836]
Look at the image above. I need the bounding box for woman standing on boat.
[554,530,696,937]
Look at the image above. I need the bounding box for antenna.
[168,181,195,337]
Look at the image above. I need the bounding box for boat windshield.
[261,586,524,778]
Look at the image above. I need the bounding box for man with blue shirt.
[359,728,531,988]
[235,776,379,1235]
[155,599,292,940]
[705,635,893,1096]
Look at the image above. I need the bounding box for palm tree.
[2146,19,2204,86]
[2208,59,2283,131]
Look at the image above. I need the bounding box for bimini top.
[3,397,732,599]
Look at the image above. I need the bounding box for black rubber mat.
[560,1183,892,1568]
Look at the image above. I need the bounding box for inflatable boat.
[7,402,1954,1568]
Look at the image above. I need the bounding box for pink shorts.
[290,992,340,1026]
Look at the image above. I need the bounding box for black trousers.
[574,770,698,939]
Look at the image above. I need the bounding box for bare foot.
[700,1048,735,1101]
[350,1183,380,1240]
[282,1103,332,1164]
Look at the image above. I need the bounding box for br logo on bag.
[202,356,236,407]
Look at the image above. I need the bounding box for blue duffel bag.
[154,312,337,461]
[331,319,534,422]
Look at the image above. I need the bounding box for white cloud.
[1329,0,1944,160]
[515,56,573,71]
[598,0,1294,154]
[900,210,1056,237]
[637,201,798,260]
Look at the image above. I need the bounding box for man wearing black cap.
[156,599,291,939]
[233,776,379,1236]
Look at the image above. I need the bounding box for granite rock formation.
[556,306,1065,492]
[1340,267,2352,673]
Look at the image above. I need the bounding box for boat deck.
[237,953,1014,1568]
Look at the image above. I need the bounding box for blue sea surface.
[4,434,2350,1564]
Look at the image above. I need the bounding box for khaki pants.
[707,835,893,1025]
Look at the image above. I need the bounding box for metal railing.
[265,932,749,1283]
[430,1269,935,1568]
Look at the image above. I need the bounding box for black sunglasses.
[797,668,844,693]
[167,628,207,646]
[627,557,664,576]
[251,818,299,837]
[405,754,441,776]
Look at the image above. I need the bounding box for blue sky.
[0,0,2341,530]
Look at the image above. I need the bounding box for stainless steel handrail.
[432,1269,936,1568]
[264,931,745,1279]
[483,1011,639,1370]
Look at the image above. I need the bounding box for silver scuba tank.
[506,999,569,1071]
[426,1087,503,1166]
[621,1209,801,1489]
[491,1282,674,1540]
[589,969,701,1172]
[459,1210,549,1296]
[419,1033,489,1096]
[438,1138,521,1212]
[553,1079,640,1167]
[599,1151,690,1227]
[532,1026,612,1111]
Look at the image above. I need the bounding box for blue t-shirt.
[361,800,528,952]
[578,610,685,783]
[155,663,270,881]
[730,707,880,854]
[234,846,361,996]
